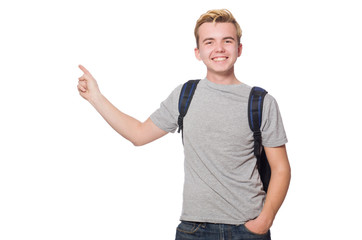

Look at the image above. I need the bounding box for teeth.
[213,57,227,61]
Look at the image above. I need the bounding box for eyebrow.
[202,36,236,43]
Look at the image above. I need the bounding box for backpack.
[177,80,271,192]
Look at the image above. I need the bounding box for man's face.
[195,22,242,77]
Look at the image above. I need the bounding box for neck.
[206,70,241,85]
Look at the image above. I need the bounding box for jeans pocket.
[176,221,203,234]
[242,224,270,237]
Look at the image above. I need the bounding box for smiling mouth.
[212,57,228,62]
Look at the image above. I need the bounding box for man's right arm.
[77,65,168,146]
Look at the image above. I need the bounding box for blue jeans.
[175,221,271,240]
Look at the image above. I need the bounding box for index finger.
[78,64,92,76]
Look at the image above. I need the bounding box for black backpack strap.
[177,80,200,135]
[248,86,270,191]
[248,87,268,155]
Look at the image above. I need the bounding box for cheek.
[199,52,207,59]
[199,48,212,59]
[225,48,239,59]
[227,46,239,55]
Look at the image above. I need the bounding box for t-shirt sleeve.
[261,94,288,147]
[150,84,182,133]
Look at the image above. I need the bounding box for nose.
[215,42,225,52]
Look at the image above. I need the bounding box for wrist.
[257,209,274,229]
[89,91,104,106]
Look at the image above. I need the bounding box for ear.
[238,43,242,57]
[194,47,202,61]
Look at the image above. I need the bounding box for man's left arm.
[245,145,291,234]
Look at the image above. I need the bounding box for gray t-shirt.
[150,78,288,225]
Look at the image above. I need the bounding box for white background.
[1,0,361,239]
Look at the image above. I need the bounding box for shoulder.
[264,92,277,105]
[262,91,283,119]
[163,83,184,101]
[251,87,281,116]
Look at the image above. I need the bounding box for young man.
[78,9,290,240]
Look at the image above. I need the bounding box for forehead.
[198,22,237,40]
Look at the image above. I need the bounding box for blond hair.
[194,9,242,48]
